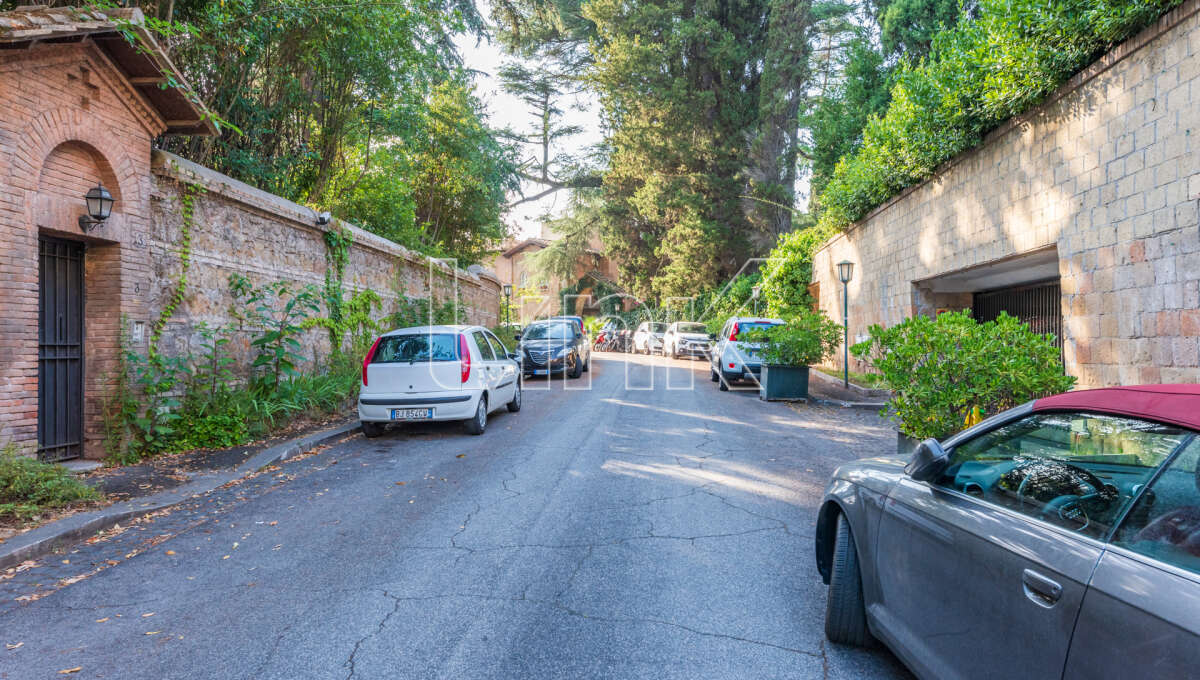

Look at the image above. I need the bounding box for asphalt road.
[0,353,912,680]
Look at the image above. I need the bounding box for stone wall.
[812,0,1200,388]
[148,151,502,370]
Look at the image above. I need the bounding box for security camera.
[315,211,332,226]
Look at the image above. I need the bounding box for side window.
[1113,438,1200,573]
[936,412,1189,539]
[471,331,495,361]
[483,330,508,358]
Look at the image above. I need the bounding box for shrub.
[759,223,836,318]
[851,310,1076,439]
[741,310,843,367]
[0,444,101,520]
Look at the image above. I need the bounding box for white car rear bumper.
[358,390,481,422]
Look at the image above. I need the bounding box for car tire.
[583,357,590,373]
[464,396,487,435]
[718,378,729,391]
[825,514,873,647]
[710,368,719,382]
[507,380,522,412]
[361,421,385,438]
[569,355,583,379]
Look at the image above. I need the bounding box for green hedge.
[816,0,1182,233]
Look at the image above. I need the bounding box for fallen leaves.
[142,612,155,618]
[5,642,23,650]
[95,618,108,623]
[144,631,160,636]
[166,550,176,556]
[58,667,82,674]
[455,454,466,459]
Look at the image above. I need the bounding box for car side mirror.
[906,438,950,482]
[707,333,717,341]
[514,332,522,341]
[507,352,520,361]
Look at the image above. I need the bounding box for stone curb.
[0,420,361,571]
[809,398,889,411]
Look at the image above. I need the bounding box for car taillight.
[362,336,382,386]
[459,334,471,383]
[729,362,736,369]
[729,322,739,341]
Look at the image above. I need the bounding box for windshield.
[523,323,575,340]
[676,323,707,333]
[647,323,668,333]
[373,333,457,362]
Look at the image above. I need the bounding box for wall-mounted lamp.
[78,182,114,232]
[315,211,332,226]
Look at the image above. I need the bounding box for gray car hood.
[832,454,908,496]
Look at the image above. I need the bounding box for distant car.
[358,325,520,437]
[709,316,783,390]
[632,322,668,355]
[548,315,586,336]
[518,320,590,378]
[817,384,1200,680]
[663,321,712,359]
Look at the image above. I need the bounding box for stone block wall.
[148,151,501,372]
[812,0,1200,388]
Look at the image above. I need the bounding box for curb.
[0,420,361,571]
[810,398,889,411]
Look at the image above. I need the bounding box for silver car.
[708,316,783,391]
[662,321,712,359]
[818,384,1200,679]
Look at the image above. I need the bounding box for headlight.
[555,346,571,358]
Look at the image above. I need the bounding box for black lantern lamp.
[837,260,854,388]
[79,182,115,232]
[502,283,514,326]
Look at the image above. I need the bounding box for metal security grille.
[38,237,85,462]
[972,280,1064,355]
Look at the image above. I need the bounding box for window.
[483,330,508,358]
[373,334,457,363]
[472,331,495,360]
[520,272,528,287]
[1113,438,1200,573]
[647,323,668,333]
[677,322,707,333]
[936,413,1190,539]
[523,323,574,340]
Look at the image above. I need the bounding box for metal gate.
[972,279,1063,354]
[38,236,85,462]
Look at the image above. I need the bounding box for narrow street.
[0,353,909,679]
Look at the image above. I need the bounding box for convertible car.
[817,384,1200,680]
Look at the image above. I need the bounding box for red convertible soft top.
[1033,384,1200,431]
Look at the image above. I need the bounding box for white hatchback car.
[358,325,520,437]
[709,316,784,391]
[632,321,668,354]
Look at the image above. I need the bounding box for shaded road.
[0,353,911,679]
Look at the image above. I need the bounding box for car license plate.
[391,408,433,420]
[532,369,549,375]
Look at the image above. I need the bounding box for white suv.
[632,321,668,354]
[709,317,784,391]
[358,325,520,437]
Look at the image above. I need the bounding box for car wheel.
[582,357,590,373]
[361,421,385,438]
[718,378,729,391]
[507,380,522,412]
[464,395,487,435]
[825,514,873,647]
[710,368,719,382]
[569,355,583,379]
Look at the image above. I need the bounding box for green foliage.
[851,311,1076,439]
[489,325,521,353]
[816,0,1182,232]
[123,352,189,461]
[0,444,101,520]
[741,310,843,366]
[149,183,202,356]
[759,223,837,318]
[389,294,460,329]
[235,281,322,392]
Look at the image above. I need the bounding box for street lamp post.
[502,284,513,326]
[837,261,855,389]
[751,284,761,316]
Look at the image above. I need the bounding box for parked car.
[358,325,520,437]
[548,315,586,336]
[517,320,590,378]
[816,384,1200,680]
[708,316,783,390]
[663,321,713,359]
[632,322,668,354]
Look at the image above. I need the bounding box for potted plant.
[742,310,842,401]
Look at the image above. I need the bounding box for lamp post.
[751,284,761,316]
[837,260,855,389]
[502,283,513,326]
[78,182,115,232]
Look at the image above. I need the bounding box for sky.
[453,13,604,240]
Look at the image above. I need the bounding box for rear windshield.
[676,323,707,333]
[647,323,668,333]
[524,323,575,340]
[737,322,780,334]
[373,333,458,362]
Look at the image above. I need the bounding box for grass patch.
[0,444,102,520]
[814,366,890,390]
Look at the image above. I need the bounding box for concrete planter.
[759,365,810,401]
[897,432,921,456]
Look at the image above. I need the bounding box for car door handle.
[1021,569,1063,607]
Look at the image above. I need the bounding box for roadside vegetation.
[0,444,101,521]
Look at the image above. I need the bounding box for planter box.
[897,432,921,456]
[759,365,810,401]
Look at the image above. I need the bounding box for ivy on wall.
[149,180,203,357]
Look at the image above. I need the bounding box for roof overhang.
[0,6,217,136]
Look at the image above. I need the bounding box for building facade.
[812,0,1200,388]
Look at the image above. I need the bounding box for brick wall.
[812,1,1200,388]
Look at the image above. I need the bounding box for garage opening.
[972,280,1064,355]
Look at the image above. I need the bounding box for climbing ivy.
[149,181,202,357]
[320,224,353,357]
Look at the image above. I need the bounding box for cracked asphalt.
[0,353,912,679]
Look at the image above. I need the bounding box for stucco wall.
[812,1,1200,388]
